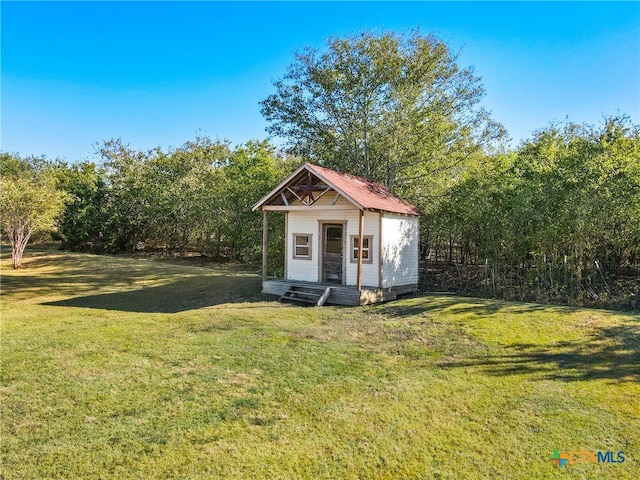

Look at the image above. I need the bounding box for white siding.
[381,214,419,288]
[286,211,321,282]
[286,208,381,287]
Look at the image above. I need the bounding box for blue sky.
[2,1,639,162]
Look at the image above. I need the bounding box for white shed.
[253,163,421,306]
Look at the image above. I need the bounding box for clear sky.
[2,1,639,162]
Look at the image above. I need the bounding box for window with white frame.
[350,235,373,263]
[293,234,312,260]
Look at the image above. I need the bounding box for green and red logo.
[549,449,569,467]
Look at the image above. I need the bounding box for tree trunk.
[10,225,33,269]
[216,227,221,260]
[448,235,454,265]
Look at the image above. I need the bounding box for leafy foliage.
[55,161,109,251]
[51,137,295,273]
[424,115,640,308]
[261,30,505,194]
[0,153,67,268]
[141,136,230,257]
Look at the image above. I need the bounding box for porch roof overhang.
[252,163,421,216]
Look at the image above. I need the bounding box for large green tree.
[0,154,67,268]
[261,30,505,195]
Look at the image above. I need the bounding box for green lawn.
[1,247,639,479]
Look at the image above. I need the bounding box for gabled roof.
[252,163,421,216]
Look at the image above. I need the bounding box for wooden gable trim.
[252,163,364,212]
[252,163,308,211]
[262,205,357,212]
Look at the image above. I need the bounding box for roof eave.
[251,163,309,212]
[367,207,421,217]
[252,163,365,212]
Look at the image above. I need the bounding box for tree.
[220,140,295,262]
[144,136,230,257]
[55,161,110,252]
[261,30,505,195]
[96,139,155,252]
[0,154,67,268]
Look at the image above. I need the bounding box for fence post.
[595,260,608,289]
[424,251,430,291]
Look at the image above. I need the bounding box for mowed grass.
[1,247,639,479]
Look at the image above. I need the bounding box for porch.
[262,279,417,306]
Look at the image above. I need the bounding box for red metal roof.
[254,163,420,216]
[307,164,420,216]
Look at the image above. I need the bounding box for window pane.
[350,236,372,263]
[295,235,309,246]
[325,227,342,254]
[326,227,341,241]
[296,246,309,256]
[353,237,370,248]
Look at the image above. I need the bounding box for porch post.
[262,210,268,282]
[357,209,364,291]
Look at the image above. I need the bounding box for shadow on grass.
[373,293,640,383]
[4,271,158,298]
[372,294,573,319]
[442,323,640,383]
[42,275,264,313]
[3,252,197,298]
[4,248,267,311]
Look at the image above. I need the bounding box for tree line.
[1,139,296,275]
[2,30,638,309]
[422,116,640,309]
